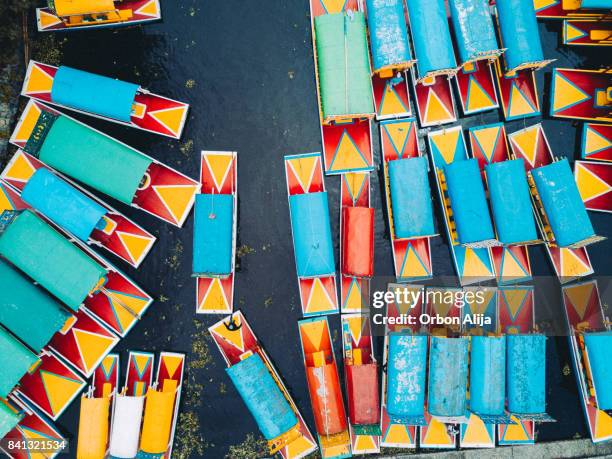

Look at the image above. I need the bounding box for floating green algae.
[173,411,207,458]
[225,434,267,459]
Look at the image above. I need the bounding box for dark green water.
[6,1,611,457]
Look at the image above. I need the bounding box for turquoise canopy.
[0,401,23,441]
[193,194,233,276]
[51,66,139,123]
[0,210,106,310]
[0,326,39,398]
[0,260,71,352]
[428,337,468,418]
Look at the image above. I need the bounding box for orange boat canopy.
[53,0,116,16]
[76,395,110,459]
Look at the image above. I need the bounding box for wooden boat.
[37,0,161,32]
[137,352,185,457]
[497,286,537,445]
[420,287,463,449]
[562,280,612,443]
[427,126,496,285]
[0,204,153,338]
[339,172,373,312]
[380,284,426,449]
[108,351,154,458]
[1,152,156,268]
[0,394,66,458]
[194,151,237,314]
[460,288,504,448]
[574,160,612,213]
[16,351,86,420]
[550,68,612,122]
[364,0,414,120]
[10,100,200,227]
[298,316,351,458]
[581,123,612,162]
[341,314,380,454]
[535,0,612,19]
[380,119,436,282]
[209,312,317,459]
[308,0,375,174]
[284,153,338,316]
[563,20,612,46]
[507,124,595,282]
[22,61,189,139]
[468,123,533,284]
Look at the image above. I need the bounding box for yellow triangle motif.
[511,127,539,167]
[26,65,54,94]
[301,318,327,351]
[385,121,411,156]
[109,292,148,331]
[136,0,160,17]
[347,315,364,343]
[307,279,335,314]
[502,417,529,441]
[13,105,41,143]
[154,184,198,223]
[134,354,152,378]
[575,163,611,202]
[425,91,452,124]
[380,84,407,116]
[206,154,233,191]
[289,156,317,191]
[285,434,316,457]
[473,126,500,162]
[321,0,347,14]
[467,78,493,112]
[117,232,153,264]
[212,313,244,350]
[161,355,182,379]
[344,173,367,202]
[344,280,365,311]
[41,371,83,415]
[101,355,116,376]
[73,328,116,372]
[501,249,528,279]
[423,418,453,445]
[6,152,35,182]
[150,106,186,137]
[331,132,368,171]
[431,130,461,166]
[502,288,528,319]
[564,283,594,320]
[533,0,557,10]
[462,249,492,279]
[585,127,611,156]
[509,84,536,118]
[39,11,62,29]
[0,188,16,213]
[565,23,585,42]
[594,409,612,440]
[199,278,229,312]
[463,415,492,445]
[553,73,590,112]
[354,434,376,452]
[561,249,590,277]
[386,424,412,445]
[400,246,428,279]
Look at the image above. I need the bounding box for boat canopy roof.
[22,168,106,243]
[406,0,457,77]
[139,387,176,454]
[387,333,427,424]
[37,115,152,205]
[0,326,39,398]
[389,156,435,239]
[470,336,506,416]
[51,66,139,123]
[580,0,612,7]
[486,159,538,245]
[428,337,469,418]
[0,400,23,441]
[341,206,374,277]
[366,0,412,72]
[448,0,499,63]
[315,12,374,119]
[496,0,544,71]
[0,259,71,353]
[289,191,335,277]
[109,395,144,458]
[532,159,595,247]
[506,334,546,415]
[53,0,116,16]
[226,353,298,441]
[76,395,110,459]
[583,331,612,411]
[445,158,495,245]
[0,210,106,310]
[193,194,233,276]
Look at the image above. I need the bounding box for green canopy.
[315,12,374,119]
[0,400,23,440]
[37,115,152,204]
[0,327,39,398]
[0,211,106,310]
[0,260,72,352]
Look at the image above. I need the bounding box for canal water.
[10,1,612,457]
